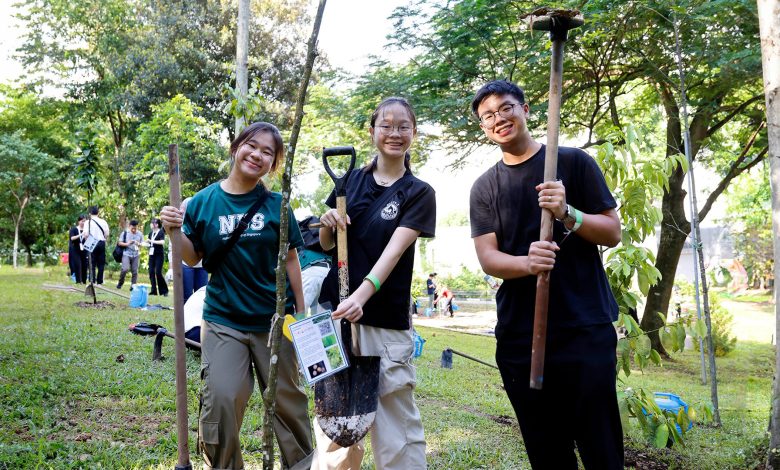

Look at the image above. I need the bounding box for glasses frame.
[374,124,415,136]
[479,102,523,129]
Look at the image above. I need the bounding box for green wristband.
[571,206,583,232]
[364,273,381,292]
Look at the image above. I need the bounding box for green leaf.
[653,422,670,448]
[649,349,662,366]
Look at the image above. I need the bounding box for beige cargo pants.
[199,320,314,470]
[311,324,427,469]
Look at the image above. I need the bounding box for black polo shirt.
[320,169,436,330]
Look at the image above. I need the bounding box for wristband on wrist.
[364,273,381,292]
[571,206,583,232]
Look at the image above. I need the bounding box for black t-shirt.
[69,227,81,253]
[320,168,436,330]
[470,145,618,341]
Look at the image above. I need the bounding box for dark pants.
[496,323,624,470]
[149,254,168,295]
[69,249,86,283]
[89,241,106,284]
[183,264,208,303]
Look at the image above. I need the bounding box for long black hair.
[364,97,417,174]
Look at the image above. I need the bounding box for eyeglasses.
[479,102,522,129]
[375,124,414,135]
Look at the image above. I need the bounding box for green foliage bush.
[675,280,737,357]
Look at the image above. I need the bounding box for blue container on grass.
[413,331,426,358]
[651,392,693,433]
[129,285,149,308]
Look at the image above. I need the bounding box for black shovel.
[313,146,381,447]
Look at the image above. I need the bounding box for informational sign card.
[288,311,349,385]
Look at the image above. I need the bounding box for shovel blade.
[84,284,95,297]
[314,355,380,446]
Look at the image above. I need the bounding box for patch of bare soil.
[74,300,115,309]
[624,446,685,469]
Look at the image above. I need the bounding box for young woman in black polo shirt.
[312,98,436,469]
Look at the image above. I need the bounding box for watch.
[562,204,576,228]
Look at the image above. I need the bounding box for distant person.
[147,218,169,296]
[437,285,454,317]
[426,272,437,312]
[68,215,87,283]
[469,80,622,469]
[297,215,331,316]
[116,220,143,289]
[86,205,109,284]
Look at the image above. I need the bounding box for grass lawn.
[0,267,773,469]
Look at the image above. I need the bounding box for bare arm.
[473,233,559,281]
[332,226,420,322]
[159,204,202,266]
[286,248,304,314]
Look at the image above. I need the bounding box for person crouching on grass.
[160,122,313,470]
[469,79,623,469]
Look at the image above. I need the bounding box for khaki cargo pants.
[311,324,427,469]
[199,320,314,470]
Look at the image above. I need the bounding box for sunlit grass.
[0,266,772,469]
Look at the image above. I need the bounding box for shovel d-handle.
[525,8,584,391]
[322,146,356,197]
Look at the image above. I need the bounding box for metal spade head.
[523,8,584,41]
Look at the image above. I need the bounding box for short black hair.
[77,214,86,222]
[471,80,526,118]
[88,205,99,215]
[129,219,138,226]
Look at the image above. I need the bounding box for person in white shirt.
[86,205,110,284]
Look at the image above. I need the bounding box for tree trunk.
[640,85,690,354]
[12,195,28,269]
[759,0,780,466]
[235,0,249,133]
[261,2,327,468]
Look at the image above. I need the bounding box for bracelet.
[571,206,583,232]
[364,273,381,292]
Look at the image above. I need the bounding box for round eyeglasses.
[375,124,414,135]
[479,102,521,129]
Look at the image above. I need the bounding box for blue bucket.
[129,285,149,308]
[413,331,426,358]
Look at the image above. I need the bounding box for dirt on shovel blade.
[314,355,380,447]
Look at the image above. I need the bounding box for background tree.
[130,95,223,217]
[0,132,64,267]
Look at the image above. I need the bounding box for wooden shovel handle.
[167,144,191,469]
[530,36,566,391]
[335,196,349,302]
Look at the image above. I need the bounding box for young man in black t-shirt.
[469,79,624,469]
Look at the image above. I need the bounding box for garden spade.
[167,144,192,470]
[314,146,381,447]
[522,8,584,390]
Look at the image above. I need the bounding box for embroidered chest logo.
[380,201,400,220]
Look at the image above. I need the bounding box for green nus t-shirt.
[183,182,303,332]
